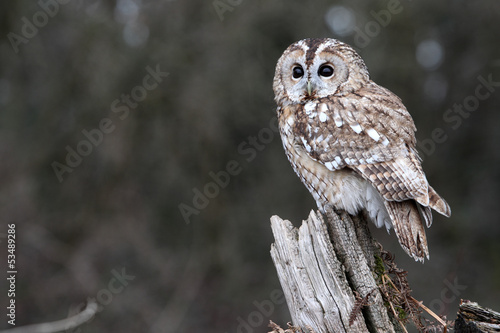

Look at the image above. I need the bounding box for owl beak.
[306,80,314,96]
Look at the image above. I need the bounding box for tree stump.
[269,207,400,333]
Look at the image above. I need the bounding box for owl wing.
[295,83,450,261]
[298,84,419,197]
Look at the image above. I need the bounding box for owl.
[273,38,451,262]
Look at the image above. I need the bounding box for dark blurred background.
[1,0,499,332]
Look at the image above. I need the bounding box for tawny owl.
[273,38,451,262]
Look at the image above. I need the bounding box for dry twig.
[0,299,98,333]
[376,248,448,333]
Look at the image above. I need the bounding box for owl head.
[273,38,370,106]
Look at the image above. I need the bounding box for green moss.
[397,307,408,320]
[374,254,386,278]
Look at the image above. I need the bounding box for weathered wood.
[324,209,396,332]
[270,211,369,333]
[270,208,399,333]
[455,300,500,332]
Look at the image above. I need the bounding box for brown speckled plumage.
[273,38,450,262]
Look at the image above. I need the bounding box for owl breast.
[279,102,375,216]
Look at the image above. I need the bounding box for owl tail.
[413,185,451,228]
[384,200,429,263]
[427,185,451,218]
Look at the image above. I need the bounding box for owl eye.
[292,65,304,79]
[318,64,334,77]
